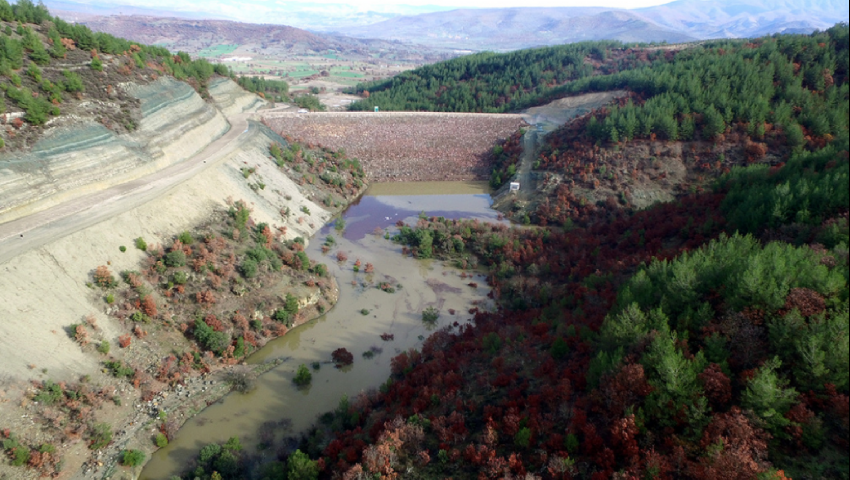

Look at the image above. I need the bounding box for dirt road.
[0,110,261,265]
[492,90,628,207]
[515,128,538,201]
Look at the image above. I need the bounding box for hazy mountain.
[637,0,849,38]
[46,0,849,53]
[42,0,459,30]
[65,14,453,62]
[339,0,848,50]
[339,7,695,51]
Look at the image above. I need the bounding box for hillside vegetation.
[203,27,850,480]
[0,0,234,149]
[347,41,657,113]
[500,25,848,228]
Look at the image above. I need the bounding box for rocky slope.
[0,69,373,478]
[0,76,273,378]
[0,76,231,223]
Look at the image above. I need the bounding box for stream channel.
[141,181,506,479]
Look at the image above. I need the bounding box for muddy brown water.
[141,182,502,479]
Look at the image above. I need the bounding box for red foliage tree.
[332,348,354,366]
[93,265,114,288]
[693,407,771,479]
[196,290,216,305]
[699,363,732,408]
[141,295,157,317]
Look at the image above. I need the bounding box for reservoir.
[141,182,504,478]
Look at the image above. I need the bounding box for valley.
[0,2,847,480]
[59,12,456,104]
[140,185,503,479]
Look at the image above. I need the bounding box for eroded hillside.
[0,73,370,478]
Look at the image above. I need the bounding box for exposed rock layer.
[0,77,232,223]
[0,79,341,380]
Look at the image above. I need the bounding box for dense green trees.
[236,75,288,101]
[0,0,236,128]
[592,232,848,440]
[578,26,849,145]
[293,93,325,111]
[348,41,627,112]
[348,24,849,153]
[720,138,850,237]
[188,437,243,480]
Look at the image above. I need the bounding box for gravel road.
[0,109,266,265]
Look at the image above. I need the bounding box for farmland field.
[197,44,240,57]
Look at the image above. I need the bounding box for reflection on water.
[141,184,501,479]
[339,183,502,241]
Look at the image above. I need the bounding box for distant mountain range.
[339,7,697,50]
[636,0,850,38]
[47,0,849,52]
[42,0,458,31]
[339,0,849,50]
[55,13,453,62]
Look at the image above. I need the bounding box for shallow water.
[141,183,502,479]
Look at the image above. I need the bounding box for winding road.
[0,110,259,265]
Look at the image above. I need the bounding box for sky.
[79,0,677,12]
[277,0,676,7]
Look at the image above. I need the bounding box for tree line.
[346,40,653,113]
[0,0,234,127]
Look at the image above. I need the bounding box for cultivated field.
[263,112,527,181]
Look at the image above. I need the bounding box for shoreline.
[97,274,340,480]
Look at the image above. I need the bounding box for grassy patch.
[197,44,240,57]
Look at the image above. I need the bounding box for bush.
[11,445,30,466]
[89,423,113,450]
[422,306,440,324]
[164,250,186,267]
[134,237,147,251]
[91,56,102,71]
[34,380,63,404]
[97,340,110,354]
[194,318,230,354]
[119,245,126,252]
[177,231,194,244]
[121,449,146,466]
[332,348,354,366]
[105,360,134,378]
[155,433,168,448]
[294,364,312,386]
[240,258,258,278]
[293,94,326,112]
[224,367,256,393]
[287,449,319,480]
